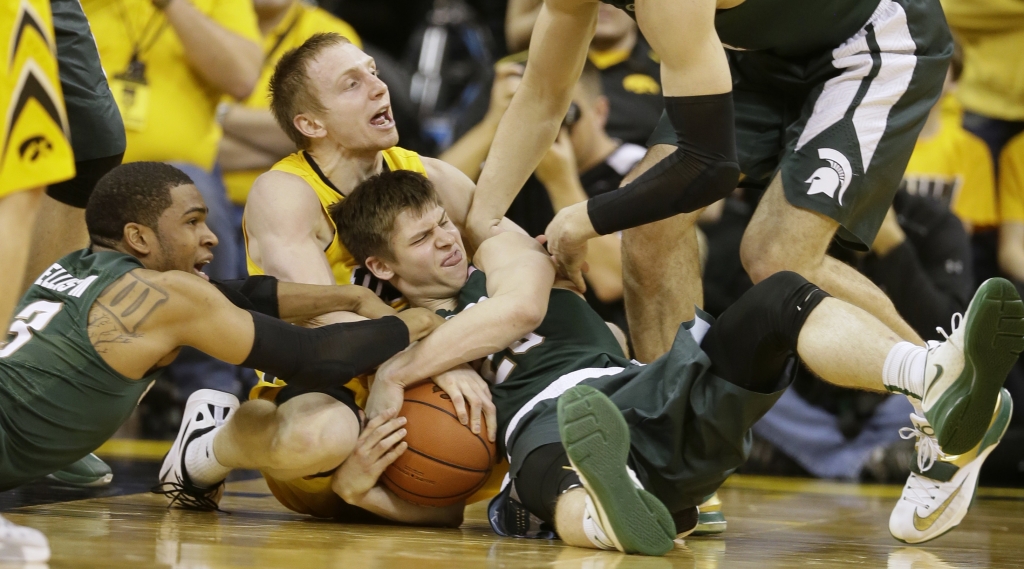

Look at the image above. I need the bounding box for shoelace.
[934,313,964,350]
[898,423,947,472]
[151,481,222,512]
[901,471,942,510]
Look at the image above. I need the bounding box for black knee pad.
[514,443,581,525]
[753,271,831,340]
[48,153,123,208]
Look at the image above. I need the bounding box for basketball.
[382,382,497,507]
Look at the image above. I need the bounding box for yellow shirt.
[223,2,361,205]
[0,0,75,197]
[903,106,998,228]
[246,146,427,405]
[942,0,1024,121]
[83,0,260,169]
[998,134,1024,224]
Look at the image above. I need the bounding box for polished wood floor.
[5,448,1024,568]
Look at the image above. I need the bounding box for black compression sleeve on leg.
[212,276,279,318]
[586,93,740,235]
[240,311,409,390]
[515,443,581,525]
[701,271,830,394]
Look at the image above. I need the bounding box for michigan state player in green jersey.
[329,170,1023,554]
[0,163,450,510]
[464,0,955,542]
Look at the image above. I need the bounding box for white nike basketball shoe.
[154,389,239,511]
[889,388,1012,544]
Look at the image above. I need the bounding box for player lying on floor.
[328,170,1023,554]
[0,162,446,495]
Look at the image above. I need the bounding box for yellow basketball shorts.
[0,0,75,198]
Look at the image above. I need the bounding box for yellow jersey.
[83,0,260,169]
[222,2,361,205]
[998,134,1024,224]
[246,146,427,405]
[0,0,75,197]
[902,101,999,228]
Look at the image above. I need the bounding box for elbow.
[225,46,262,99]
[590,277,623,304]
[511,303,546,334]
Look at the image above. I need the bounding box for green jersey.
[438,269,630,445]
[604,0,881,57]
[0,250,158,489]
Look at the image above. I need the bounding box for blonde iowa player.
[160,33,505,520]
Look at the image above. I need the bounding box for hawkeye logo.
[806,148,852,205]
[18,135,52,162]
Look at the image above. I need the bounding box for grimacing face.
[304,42,399,152]
[371,204,469,301]
[148,184,218,280]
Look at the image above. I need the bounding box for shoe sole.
[692,511,728,536]
[928,278,1024,455]
[45,472,113,487]
[892,389,1013,544]
[557,385,675,556]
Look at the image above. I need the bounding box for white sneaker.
[153,389,238,511]
[921,278,1024,455]
[0,515,50,562]
[889,388,1012,544]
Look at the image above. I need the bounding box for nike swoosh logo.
[933,364,943,384]
[913,483,963,531]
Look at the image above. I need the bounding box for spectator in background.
[501,0,662,146]
[83,0,262,423]
[902,51,998,236]
[218,0,362,216]
[941,0,1024,285]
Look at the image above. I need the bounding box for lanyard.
[114,0,169,65]
[264,10,303,67]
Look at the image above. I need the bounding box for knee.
[740,231,800,283]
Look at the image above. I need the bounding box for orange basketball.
[382,382,497,507]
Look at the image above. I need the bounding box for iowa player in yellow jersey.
[176,33,504,520]
[0,0,76,329]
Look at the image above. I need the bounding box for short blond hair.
[269,32,351,149]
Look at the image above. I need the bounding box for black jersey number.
[0,301,63,358]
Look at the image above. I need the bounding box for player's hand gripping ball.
[382,383,497,506]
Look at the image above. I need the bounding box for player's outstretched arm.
[331,409,465,527]
[370,232,555,400]
[468,0,599,241]
[139,270,415,387]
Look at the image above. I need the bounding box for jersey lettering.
[0,300,63,358]
[33,263,99,297]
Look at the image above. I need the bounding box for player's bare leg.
[212,393,360,481]
[19,195,89,295]
[741,172,924,345]
[620,144,703,362]
[0,188,44,325]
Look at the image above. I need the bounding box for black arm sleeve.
[240,311,410,389]
[211,276,280,318]
[586,93,740,235]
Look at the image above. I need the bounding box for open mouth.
[370,108,394,128]
[193,260,211,281]
[441,248,463,268]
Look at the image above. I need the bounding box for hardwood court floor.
[5,460,1024,569]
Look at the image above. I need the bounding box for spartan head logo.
[805,148,853,205]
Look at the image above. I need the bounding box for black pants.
[516,271,830,527]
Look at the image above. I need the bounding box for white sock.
[184,429,231,488]
[882,341,928,400]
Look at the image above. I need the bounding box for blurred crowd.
[89,0,1024,486]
